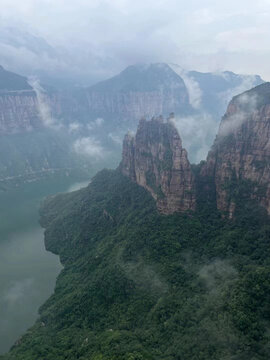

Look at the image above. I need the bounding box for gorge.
[2,81,270,360]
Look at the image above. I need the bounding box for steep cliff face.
[0,64,192,134]
[81,64,191,127]
[120,115,195,214]
[0,63,264,135]
[0,66,41,133]
[0,90,41,133]
[202,83,270,217]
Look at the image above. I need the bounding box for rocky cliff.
[0,63,264,135]
[0,66,41,133]
[85,64,191,123]
[121,83,270,217]
[0,63,192,134]
[120,115,195,214]
[202,83,270,217]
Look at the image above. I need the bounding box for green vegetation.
[2,170,270,360]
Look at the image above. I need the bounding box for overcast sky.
[1,0,270,82]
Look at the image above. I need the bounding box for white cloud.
[87,118,105,131]
[218,74,261,109]
[28,77,61,128]
[219,92,258,136]
[170,64,203,109]
[94,118,104,126]
[73,137,105,159]
[68,122,81,132]
[172,113,219,163]
[0,1,270,81]
[108,132,123,145]
[3,279,34,305]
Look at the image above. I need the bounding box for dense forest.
[2,168,269,360]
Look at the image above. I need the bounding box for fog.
[1,1,270,84]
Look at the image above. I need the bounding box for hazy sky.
[1,0,270,82]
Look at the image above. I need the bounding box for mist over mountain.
[1,2,270,359]
[0,62,264,188]
[2,79,270,360]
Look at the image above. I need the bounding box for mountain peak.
[120,115,196,214]
[89,62,189,93]
[202,82,270,217]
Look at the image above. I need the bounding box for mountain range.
[2,79,270,360]
[0,63,264,187]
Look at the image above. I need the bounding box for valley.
[0,61,269,360]
[0,174,90,354]
[2,81,269,359]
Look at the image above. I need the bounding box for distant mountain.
[188,70,263,116]
[0,66,94,185]
[170,64,264,118]
[90,63,188,93]
[84,63,192,125]
[0,64,265,184]
[0,65,32,92]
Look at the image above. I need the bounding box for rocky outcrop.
[202,83,270,217]
[120,115,196,214]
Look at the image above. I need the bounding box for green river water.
[0,175,90,354]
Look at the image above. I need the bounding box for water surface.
[0,176,89,354]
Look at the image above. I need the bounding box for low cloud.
[219,74,262,110]
[219,92,258,136]
[108,132,123,145]
[28,77,60,129]
[198,259,237,292]
[169,64,203,109]
[73,137,105,159]
[68,122,81,133]
[3,278,34,305]
[87,117,105,131]
[172,113,219,163]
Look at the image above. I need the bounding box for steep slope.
[201,82,270,217]
[2,171,270,360]
[2,106,270,359]
[120,115,195,213]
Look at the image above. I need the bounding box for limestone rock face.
[202,83,270,216]
[0,90,42,134]
[120,116,196,214]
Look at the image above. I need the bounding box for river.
[0,175,90,354]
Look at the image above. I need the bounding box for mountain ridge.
[2,80,270,360]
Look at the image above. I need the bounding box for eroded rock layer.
[120,115,196,214]
[202,83,270,216]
